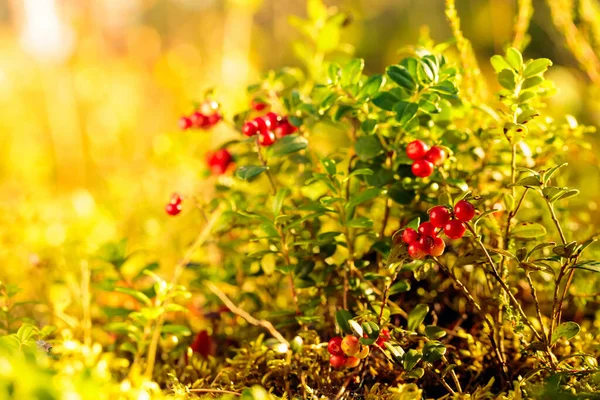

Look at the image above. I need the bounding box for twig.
[189,388,241,396]
[255,136,277,195]
[208,282,289,346]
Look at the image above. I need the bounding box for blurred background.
[1,0,599,290]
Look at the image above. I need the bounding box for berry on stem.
[327,337,344,356]
[401,228,418,244]
[165,202,182,216]
[345,356,361,368]
[258,131,276,146]
[169,193,182,205]
[341,335,360,356]
[417,235,434,253]
[411,159,434,177]
[207,149,233,175]
[179,116,192,130]
[418,222,437,237]
[406,140,429,160]
[252,99,268,111]
[429,206,451,228]
[430,236,446,257]
[408,243,427,259]
[329,354,346,368]
[355,345,370,359]
[191,112,208,128]
[424,146,446,166]
[243,121,259,137]
[208,113,221,126]
[264,112,280,128]
[253,117,269,135]
[454,200,476,222]
[375,329,390,347]
[444,219,466,239]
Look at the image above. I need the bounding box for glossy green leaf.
[236,165,268,181]
[386,65,416,91]
[523,58,552,78]
[511,223,547,239]
[335,309,353,334]
[355,136,383,160]
[551,321,580,344]
[407,304,429,331]
[270,134,308,157]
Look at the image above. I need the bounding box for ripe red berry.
[341,336,360,356]
[417,235,434,253]
[253,117,269,134]
[375,329,390,347]
[169,193,183,205]
[252,99,268,111]
[424,146,446,166]
[418,222,437,237]
[406,140,429,160]
[258,130,276,146]
[444,219,466,239]
[408,243,427,259]
[179,116,192,130]
[191,112,209,128]
[401,228,418,244]
[264,112,280,128]
[208,113,221,126]
[430,236,446,257]
[411,159,434,178]
[345,356,361,368]
[243,121,259,136]
[327,337,344,356]
[429,206,451,228]
[165,202,182,216]
[454,200,476,222]
[207,149,233,175]
[330,354,347,368]
[274,122,295,138]
[190,330,215,357]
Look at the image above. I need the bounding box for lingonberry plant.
[1,1,600,399]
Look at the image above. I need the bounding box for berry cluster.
[165,193,183,216]
[405,140,446,178]
[399,200,476,259]
[242,112,297,147]
[206,148,233,175]
[179,102,222,131]
[327,335,369,368]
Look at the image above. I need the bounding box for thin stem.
[429,367,456,395]
[280,228,301,316]
[546,202,567,245]
[255,137,277,195]
[377,268,400,325]
[208,282,289,346]
[443,355,463,393]
[525,272,547,342]
[556,266,576,329]
[189,389,241,397]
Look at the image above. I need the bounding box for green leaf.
[272,188,290,216]
[505,47,523,71]
[161,324,192,336]
[490,55,512,72]
[355,136,383,160]
[523,58,552,78]
[424,325,446,339]
[269,134,308,157]
[407,304,429,331]
[394,101,419,125]
[405,367,425,379]
[347,217,374,228]
[341,58,364,87]
[389,280,411,295]
[386,65,416,91]
[571,260,600,273]
[360,321,380,345]
[16,324,35,344]
[498,69,516,90]
[543,163,568,184]
[115,287,152,306]
[359,74,384,100]
[511,223,547,239]
[551,321,580,344]
[403,349,422,371]
[335,309,353,334]
[422,341,446,362]
[236,165,268,181]
[334,105,355,121]
[372,91,399,111]
[522,76,543,90]
[346,188,382,210]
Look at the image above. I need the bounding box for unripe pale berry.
[355,345,370,359]
[454,200,476,222]
[411,159,434,178]
[429,206,451,228]
[258,131,276,146]
[345,356,361,368]
[401,228,418,244]
[341,335,360,356]
[327,336,344,356]
[418,222,437,237]
[444,219,466,239]
[406,140,429,160]
[329,354,346,368]
[430,236,446,257]
[424,146,446,166]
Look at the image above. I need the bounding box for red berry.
[411,159,434,177]
[208,113,221,126]
[165,202,182,216]
[258,131,276,146]
[330,354,347,368]
[406,140,429,160]
[401,228,418,244]
[444,219,466,239]
[341,336,360,356]
[375,329,390,347]
[430,237,446,257]
[169,193,183,205]
[252,99,268,111]
[418,222,437,237]
[191,112,209,128]
[429,206,451,228]
[454,200,476,222]
[424,146,446,166]
[253,117,269,134]
[179,116,192,130]
[243,121,259,136]
[408,243,427,259]
[190,330,215,357]
[417,235,434,253]
[327,337,344,356]
[264,112,280,128]
[345,356,361,368]
[207,149,233,175]
[274,122,295,138]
